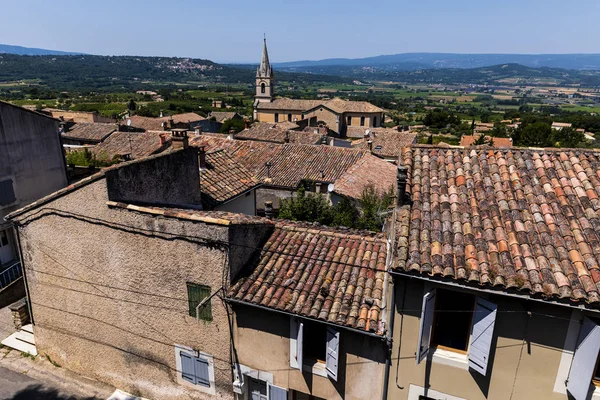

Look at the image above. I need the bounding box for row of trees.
[278,186,394,232]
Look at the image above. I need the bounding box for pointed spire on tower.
[257,36,273,78]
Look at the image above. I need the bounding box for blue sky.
[1,0,598,63]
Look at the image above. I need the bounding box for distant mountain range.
[275,53,600,71]
[0,44,83,56]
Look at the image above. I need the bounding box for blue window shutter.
[195,356,210,387]
[567,317,600,400]
[468,297,498,376]
[416,290,436,364]
[180,352,196,384]
[268,383,287,400]
[326,327,340,381]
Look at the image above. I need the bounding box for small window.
[288,113,292,122]
[176,346,213,392]
[431,288,475,352]
[360,116,365,126]
[303,320,327,363]
[347,116,352,126]
[261,83,266,94]
[274,113,279,123]
[0,179,16,206]
[0,230,8,247]
[187,283,212,321]
[373,116,378,127]
[249,378,267,400]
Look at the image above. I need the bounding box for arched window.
[261,83,266,94]
[360,116,365,126]
[274,113,279,122]
[288,113,292,122]
[373,116,378,127]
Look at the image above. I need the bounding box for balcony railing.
[0,261,22,291]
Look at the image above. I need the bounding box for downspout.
[13,221,34,326]
[381,207,397,400]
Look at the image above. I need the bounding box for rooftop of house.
[459,135,513,148]
[333,154,397,200]
[395,145,600,307]
[256,97,384,114]
[228,222,388,335]
[552,122,573,128]
[91,130,170,160]
[209,111,239,123]
[125,113,205,131]
[61,123,118,142]
[168,112,205,124]
[235,122,321,145]
[200,149,261,208]
[351,129,417,158]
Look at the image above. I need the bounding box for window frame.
[430,288,476,354]
[360,116,365,126]
[174,345,216,395]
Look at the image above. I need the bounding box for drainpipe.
[13,222,34,326]
[381,209,397,400]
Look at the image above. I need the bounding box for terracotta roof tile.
[459,135,513,148]
[209,111,240,123]
[235,122,321,145]
[351,129,417,158]
[228,222,388,334]
[62,123,118,142]
[395,145,600,306]
[92,130,169,159]
[255,97,384,114]
[333,155,397,200]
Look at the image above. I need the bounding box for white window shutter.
[567,317,600,400]
[468,297,498,376]
[416,290,436,364]
[326,326,340,381]
[296,319,303,369]
[268,383,288,400]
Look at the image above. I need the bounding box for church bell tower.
[255,37,274,104]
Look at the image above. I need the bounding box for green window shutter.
[187,283,212,321]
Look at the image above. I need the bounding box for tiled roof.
[62,123,117,142]
[351,129,417,158]
[333,154,397,200]
[126,116,166,131]
[323,98,384,114]
[255,98,323,111]
[255,97,384,114]
[210,111,240,123]
[168,112,205,124]
[228,222,388,334]
[395,145,600,306]
[235,122,321,145]
[92,131,169,160]
[459,135,513,148]
[200,149,260,208]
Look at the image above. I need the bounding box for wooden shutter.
[180,352,196,384]
[194,356,210,387]
[296,319,304,369]
[567,317,600,400]
[416,290,436,364]
[186,283,212,321]
[468,297,498,376]
[326,326,340,381]
[268,383,288,400]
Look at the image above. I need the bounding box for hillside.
[0,54,349,91]
[276,52,600,70]
[0,44,82,56]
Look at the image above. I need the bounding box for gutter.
[391,270,600,314]
[225,297,387,341]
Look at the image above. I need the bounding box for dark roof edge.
[225,297,387,339]
[390,270,600,314]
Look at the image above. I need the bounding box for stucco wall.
[14,179,250,400]
[256,187,295,211]
[0,103,67,220]
[388,277,572,400]
[304,108,340,133]
[215,190,256,216]
[233,305,387,400]
[49,110,114,123]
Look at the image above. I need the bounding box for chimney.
[159,133,167,146]
[315,182,322,194]
[264,201,274,219]
[284,131,290,143]
[367,139,373,152]
[244,119,250,130]
[198,146,207,170]
[171,129,189,150]
[397,166,408,206]
[266,162,272,178]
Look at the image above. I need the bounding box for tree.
[356,185,394,231]
[127,99,137,111]
[514,121,553,147]
[554,127,584,148]
[480,111,491,123]
[219,118,245,134]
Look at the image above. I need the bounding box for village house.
[253,39,385,137]
[350,128,417,161]
[61,122,118,146]
[459,135,513,148]
[190,135,397,215]
[125,113,205,132]
[41,108,115,124]
[387,145,600,400]
[235,122,323,145]
[552,122,573,131]
[0,101,68,307]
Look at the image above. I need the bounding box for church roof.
[257,38,273,78]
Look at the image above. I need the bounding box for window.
[0,230,8,247]
[566,317,600,399]
[290,318,339,381]
[175,345,215,394]
[274,113,279,123]
[249,378,267,400]
[360,116,365,126]
[288,113,292,122]
[0,179,16,207]
[187,283,212,321]
[261,83,266,94]
[347,116,352,126]
[431,289,475,352]
[373,116,378,127]
[417,288,498,376]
